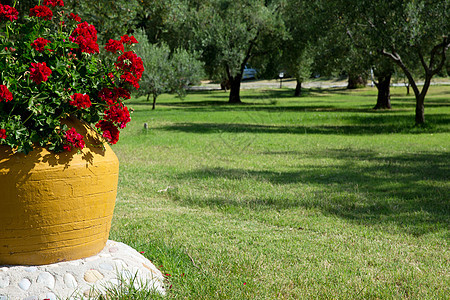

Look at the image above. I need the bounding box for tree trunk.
[294,79,302,97]
[220,79,231,91]
[415,94,425,124]
[152,95,157,110]
[347,74,367,89]
[373,74,391,109]
[228,76,242,103]
[414,73,433,124]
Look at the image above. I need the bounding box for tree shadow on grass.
[390,97,450,107]
[155,96,447,111]
[157,113,449,135]
[169,150,449,236]
[155,104,380,113]
[147,93,429,114]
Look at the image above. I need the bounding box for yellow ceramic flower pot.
[0,118,119,265]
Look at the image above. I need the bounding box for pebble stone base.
[0,240,165,299]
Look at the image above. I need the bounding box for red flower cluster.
[104,103,131,129]
[0,4,18,22]
[29,62,52,85]
[69,93,91,109]
[98,87,130,105]
[120,73,139,89]
[0,3,140,153]
[116,51,144,89]
[116,51,144,79]
[29,5,53,21]
[104,39,124,54]
[68,13,81,22]
[114,87,131,100]
[31,38,51,52]
[43,0,64,7]
[63,127,85,151]
[104,34,138,54]
[0,85,13,102]
[98,87,115,105]
[96,120,120,144]
[120,35,138,45]
[70,22,99,54]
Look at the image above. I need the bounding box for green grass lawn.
[109,85,449,299]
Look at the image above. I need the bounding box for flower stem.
[22,111,35,125]
[8,101,18,119]
[5,24,9,40]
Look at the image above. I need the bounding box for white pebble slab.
[0,240,165,299]
[18,278,31,291]
[0,277,9,289]
[37,272,55,289]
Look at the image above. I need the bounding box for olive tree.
[193,0,287,103]
[342,0,450,124]
[134,29,204,109]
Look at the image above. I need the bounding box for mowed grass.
[109,85,449,299]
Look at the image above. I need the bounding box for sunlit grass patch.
[110,85,449,299]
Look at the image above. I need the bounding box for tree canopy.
[190,0,287,103]
[134,29,204,110]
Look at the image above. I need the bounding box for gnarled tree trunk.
[152,95,157,110]
[146,93,157,110]
[347,73,367,89]
[373,74,391,109]
[414,77,431,124]
[294,79,302,97]
[415,95,425,124]
[228,75,242,103]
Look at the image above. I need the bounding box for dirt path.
[190,77,450,91]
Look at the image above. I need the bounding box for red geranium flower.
[69,35,99,53]
[64,127,85,151]
[29,62,52,85]
[104,103,131,129]
[69,93,91,109]
[0,4,19,22]
[71,22,97,42]
[0,85,13,102]
[0,129,6,139]
[70,22,99,53]
[121,72,140,90]
[31,38,51,52]
[29,5,53,21]
[98,87,115,105]
[98,87,131,105]
[120,35,138,45]
[96,120,120,144]
[68,12,81,22]
[116,51,144,80]
[43,0,64,7]
[114,87,131,100]
[104,39,124,54]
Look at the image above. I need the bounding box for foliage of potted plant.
[0,0,143,265]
